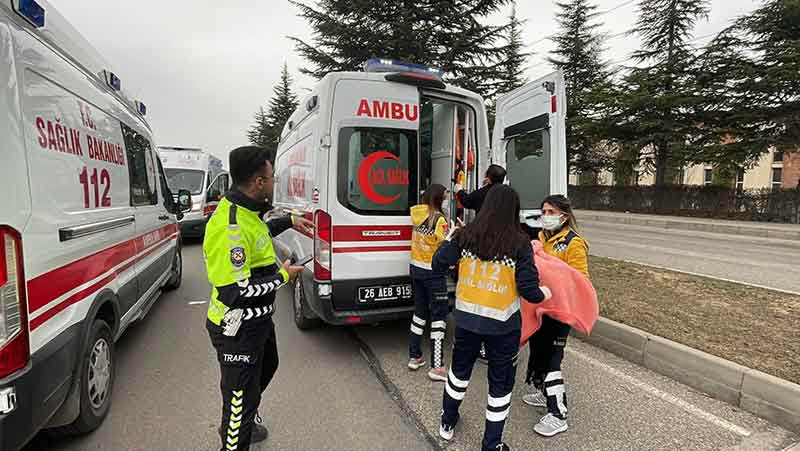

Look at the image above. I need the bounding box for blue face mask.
[542,215,564,231]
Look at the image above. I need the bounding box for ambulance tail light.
[0,226,29,378]
[313,210,331,281]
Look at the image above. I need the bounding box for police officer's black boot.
[251,412,269,443]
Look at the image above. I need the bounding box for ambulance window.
[337,127,417,215]
[121,123,158,206]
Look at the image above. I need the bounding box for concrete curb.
[578,211,800,241]
[574,317,800,433]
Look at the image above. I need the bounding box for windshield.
[165,168,206,195]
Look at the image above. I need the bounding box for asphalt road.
[23,242,430,451]
[581,220,800,293]
[23,241,799,451]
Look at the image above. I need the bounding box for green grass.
[590,256,800,385]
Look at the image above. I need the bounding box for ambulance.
[272,59,566,329]
[0,1,190,449]
[158,146,230,238]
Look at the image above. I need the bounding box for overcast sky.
[48,0,760,163]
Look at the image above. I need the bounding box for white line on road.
[187,301,206,305]
[597,257,800,296]
[568,347,753,437]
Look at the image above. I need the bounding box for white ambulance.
[0,1,190,449]
[272,59,566,329]
[158,146,230,238]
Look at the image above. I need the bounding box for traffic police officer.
[204,146,312,451]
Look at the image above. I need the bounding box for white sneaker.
[439,422,455,441]
[533,413,568,437]
[522,390,547,408]
[408,357,426,371]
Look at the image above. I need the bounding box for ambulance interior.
[419,96,478,225]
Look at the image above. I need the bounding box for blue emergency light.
[135,100,147,116]
[103,70,121,91]
[363,58,444,78]
[12,0,46,28]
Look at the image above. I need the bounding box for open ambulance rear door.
[492,70,568,229]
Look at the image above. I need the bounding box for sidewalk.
[577,209,800,240]
[354,320,797,451]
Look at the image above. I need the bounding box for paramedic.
[408,184,450,382]
[432,185,551,451]
[204,146,313,451]
[454,163,508,361]
[522,194,589,438]
[454,164,506,213]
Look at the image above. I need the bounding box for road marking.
[187,301,206,305]
[568,347,752,437]
[593,256,800,297]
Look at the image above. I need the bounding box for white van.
[0,2,190,449]
[158,146,230,238]
[272,59,566,329]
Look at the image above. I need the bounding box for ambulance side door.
[120,123,171,314]
[492,70,567,214]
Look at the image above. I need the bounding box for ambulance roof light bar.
[363,58,444,78]
[12,0,46,28]
[102,70,121,92]
[135,100,147,116]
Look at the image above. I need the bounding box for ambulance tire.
[164,244,182,291]
[292,276,321,330]
[64,319,115,434]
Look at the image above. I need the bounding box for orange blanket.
[520,241,599,346]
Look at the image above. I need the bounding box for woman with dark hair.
[523,194,589,438]
[408,184,451,382]
[432,185,551,451]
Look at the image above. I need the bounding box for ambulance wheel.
[292,276,321,330]
[164,244,182,291]
[67,319,115,434]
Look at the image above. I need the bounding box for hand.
[281,259,305,281]
[540,286,552,301]
[445,221,460,241]
[292,217,314,235]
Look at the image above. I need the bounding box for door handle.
[158,215,170,221]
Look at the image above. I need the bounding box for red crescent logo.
[358,151,403,205]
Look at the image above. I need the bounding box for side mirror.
[178,189,192,212]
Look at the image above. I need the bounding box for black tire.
[292,276,321,330]
[62,320,115,435]
[164,244,182,291]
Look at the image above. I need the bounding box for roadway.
[582,220,800,293]
[23,242,798,451]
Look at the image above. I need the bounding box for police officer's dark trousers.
[208,317,279,451]
[409,273,448,368]
[443,326,520,450]
[525,315,570,419]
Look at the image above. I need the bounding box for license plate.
[358,284,413,303]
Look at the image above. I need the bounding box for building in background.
[570,148,800,189]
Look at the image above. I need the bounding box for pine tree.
[247,107,272,148]
[266,63,300,140]
[547,0,612,181]
[695,0,800,166]
[617,0,710,186]
[500,3,529,94]
[289,0,514,101]
[247,63,300,153]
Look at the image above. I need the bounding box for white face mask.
[541,215,563,231]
